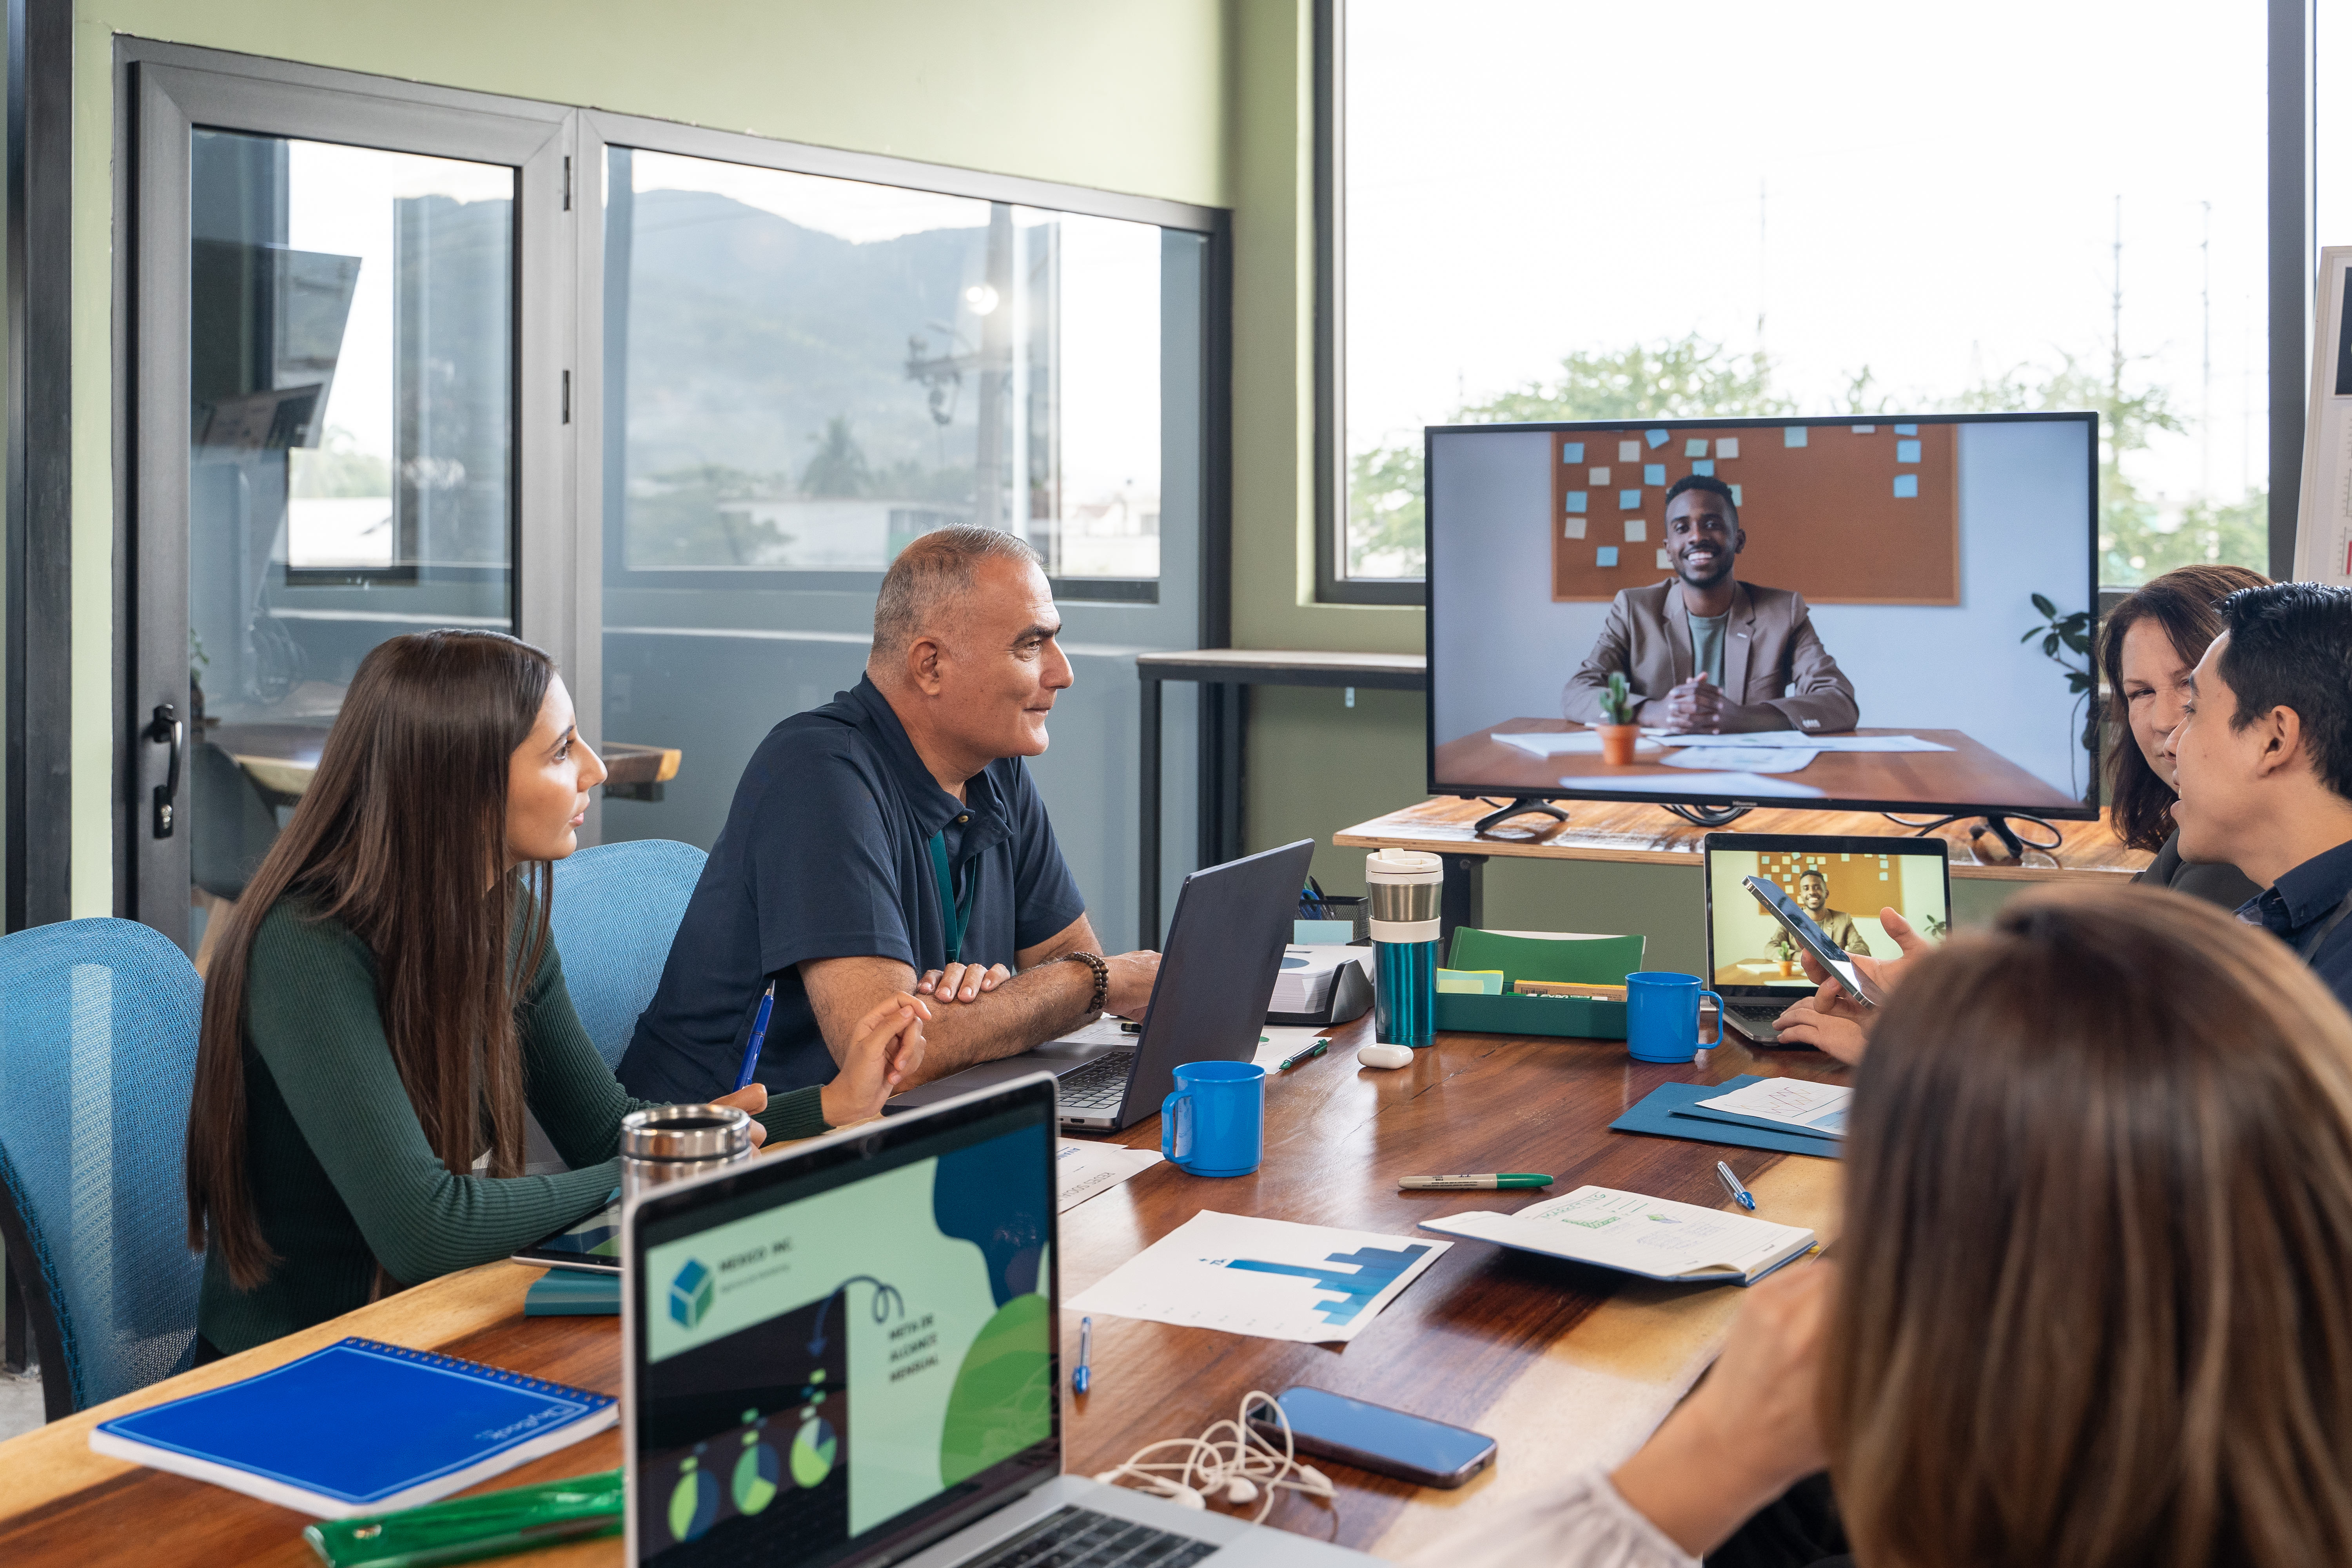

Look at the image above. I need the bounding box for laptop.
[885,840,1316,1132]
[620,1074,1377,1567]
[1700,831,1952,1045]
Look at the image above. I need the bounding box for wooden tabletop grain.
[0,1016,1845,1565]
[1338,795,2152,884]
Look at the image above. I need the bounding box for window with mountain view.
[1337,0,2269,590]
[603,148,1163,583]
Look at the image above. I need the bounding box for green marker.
[1398,1173,1555,1191]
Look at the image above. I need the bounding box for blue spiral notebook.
[87,1337,616,1518]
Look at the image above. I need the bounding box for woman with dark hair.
[2102,562,2267,906]
[185,631,929,1358]
[1430,883,2352,1567]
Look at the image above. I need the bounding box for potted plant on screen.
[1767,927,1798,977]
[1596,671,1641,766]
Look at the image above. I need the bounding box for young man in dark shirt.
[618,527,1161,1100]
[2163,581,2352,1013]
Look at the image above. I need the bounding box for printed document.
[1419,1186,1816,1285]
[1068,1211,1448,1343]
[1693,1078,1851,1138]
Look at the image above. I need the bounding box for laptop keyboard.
[1055,1051,1136,1111]
[1728,1004,1787,1040]
[964,1506,1218,1568]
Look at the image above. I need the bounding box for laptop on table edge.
[1700,831,1953,1045]
[620,1074,1376,1568]
[885,839,1317,1132]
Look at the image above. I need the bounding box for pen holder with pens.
[1367,849,1443,1049]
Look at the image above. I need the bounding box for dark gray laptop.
[1700,831,1951,1044]
[620,1073,1378,1568]
[886,840,1316,1132]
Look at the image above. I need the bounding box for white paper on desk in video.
[1693,1078,1851,1138]
[1660,746,1819,773]
[1056,1140,1163,1213]
[1648,731,1953,754]
[1066,1211,1448,1343]
[1495,731,1663,759]
[1582,770,1825,799]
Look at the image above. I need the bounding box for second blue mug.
[1625,971,1724,1063]
[1161,1060,1266,1177]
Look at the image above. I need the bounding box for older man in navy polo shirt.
[2163,581,2352,1012]
[617,526,1162,1102]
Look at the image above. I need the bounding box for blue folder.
[525,1269,621,1316]
[1610,1075,1844,1159]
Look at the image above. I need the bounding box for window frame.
[1316,0,2312,603]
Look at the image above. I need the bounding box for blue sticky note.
[1645,429,1669,449]
[1896,439,1921,463]
[1894,423,1917,435]
[1685,438,1709,457]
[1730,484,1743,505]
[1596,546,1620,567]
[1784,426,1809,448]
[1893,474,1919,499]
[1644,464,1666,486]
[1692,459,1715,477]
[1565,490,1588,513]
[1563,442,1585,463]
[1619,489,1641,508]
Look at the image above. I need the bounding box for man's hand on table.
[918,962,1012,1005]
[1654,672,1779,735]
[1775,906,1929,1063]
[1609,1261,1835,1557]
[918,949,1161,1020]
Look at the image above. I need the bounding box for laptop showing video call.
[1700,833,1951,1045]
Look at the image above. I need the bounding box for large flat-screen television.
[1426,411,2099,822]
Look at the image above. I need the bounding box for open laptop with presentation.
[884,840,1316,1132]
[1700,832,1952,1045]
[621,1075,1376,1568]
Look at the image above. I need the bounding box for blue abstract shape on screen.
[1564,491,1587,513]
[1691,459,1715,477]
[1562,442,1584,463]
[1643,464,1666,486]
[1644,428,1669,448]
[934,1125,1052,1307]
[1896,439,1922,463]
[1619,489,1641,509]
[1893,474,1919,499]
[1596,546,1621,567]
[1894,423,1918,435]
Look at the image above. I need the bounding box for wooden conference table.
[208,722,683,803]
[1436,722,2083,813]
[0,1016,1845,1565]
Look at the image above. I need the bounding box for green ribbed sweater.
[196,898,830,1355]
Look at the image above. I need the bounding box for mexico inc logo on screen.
[668,1259,715,1329]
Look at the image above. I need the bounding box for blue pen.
[1716,1160,1757,1212]
[734,982,777,1092]
[1072,1316,1093,1394]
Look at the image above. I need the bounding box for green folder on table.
[1434,929,1645,1039]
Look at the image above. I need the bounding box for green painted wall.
[60,0,1232,914]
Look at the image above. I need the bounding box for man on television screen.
[1562,474,1859,734]
[1793,869,1872,955]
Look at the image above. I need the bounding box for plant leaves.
[2043,633,2061,656]
[2032,593,2057,617]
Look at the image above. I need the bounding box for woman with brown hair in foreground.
[185,631,930,1359]
[1427,882,2352,1567]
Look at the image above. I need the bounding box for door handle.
[146,702,183,839]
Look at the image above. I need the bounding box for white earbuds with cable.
[1094,1391,1339,1524]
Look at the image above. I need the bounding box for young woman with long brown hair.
[1432,883,2352,1567]
[185,631,928,1358]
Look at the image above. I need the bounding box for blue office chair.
[0,918,206,1421]
[548,838,709,1069]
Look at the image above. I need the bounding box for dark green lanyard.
[928,831,976,965]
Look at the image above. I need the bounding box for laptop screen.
[1704,837,1950,997]
[628,1089,1058,1567]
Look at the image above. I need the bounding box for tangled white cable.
[1092,1390,1337,1525]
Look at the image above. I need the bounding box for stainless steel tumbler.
[619,1103,754,1202]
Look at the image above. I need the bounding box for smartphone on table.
[1246,1387,1496,1488]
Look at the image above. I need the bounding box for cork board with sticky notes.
[1549,421,1960,604]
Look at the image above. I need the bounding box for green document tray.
[1431,930,1646,1040]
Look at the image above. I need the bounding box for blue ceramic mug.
[1161,1060,1266,1177]
[1625,971,1724,1063]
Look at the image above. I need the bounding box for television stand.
[1883,811,2065,864]
[1472,797,1572,835]
[1664,802,1751,828]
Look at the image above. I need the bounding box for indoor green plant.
[1596,671,1641,765]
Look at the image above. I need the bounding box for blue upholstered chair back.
[548,838,709,1069]
[0,918,205,1417]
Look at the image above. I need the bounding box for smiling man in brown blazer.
[1561,474,1859,735]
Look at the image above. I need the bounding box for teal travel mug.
[1368,848,1443,1049]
